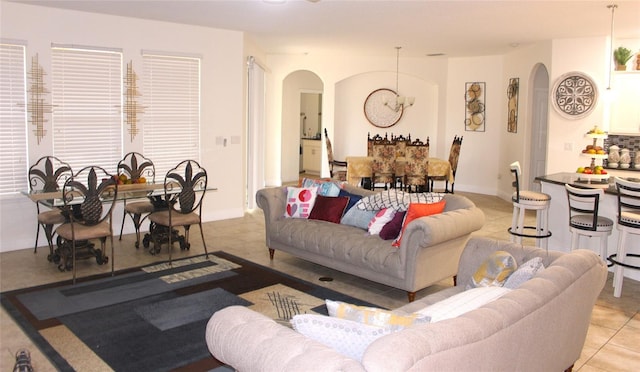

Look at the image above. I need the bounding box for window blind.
[142,53,200,178]
[52,47,122,174]
[0,44,27,195]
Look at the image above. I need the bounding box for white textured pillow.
[503,257,545,289]
[367,208,396,235]
[416,286,512,323]
[291,314,393,361]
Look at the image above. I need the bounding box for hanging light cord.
[395,46,400,97]
[607,4,617,90]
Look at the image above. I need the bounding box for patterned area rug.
[1,252,378,371]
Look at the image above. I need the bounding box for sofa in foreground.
[206,237,607,372]
[256,184,485,301]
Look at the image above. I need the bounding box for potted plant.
[613,46,633,71]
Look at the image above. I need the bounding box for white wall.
[0,2,245,252]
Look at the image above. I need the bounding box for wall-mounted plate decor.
[363,88,403,128]
[551,71,598,120]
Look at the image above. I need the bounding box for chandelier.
[384,46,415,112]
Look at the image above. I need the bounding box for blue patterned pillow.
[340,208,377,230]
[301,178,341,197]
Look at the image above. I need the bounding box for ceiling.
[10,0,640,58]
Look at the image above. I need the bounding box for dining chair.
[324,128,347,181]
[28,156,73,256]
[393,134,411,158]
[611,177,640,298]
[55,166,118,284]
[367,133,383,156]
[430,135,463,193]
[117,152,156,248]
[147,160,209,265]
[564,184,613,261]
[370,136,396,190]
[403,139,430,193]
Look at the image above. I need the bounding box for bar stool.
[564,184,613,261]
[611,177,640,298]
[508,161,552,248]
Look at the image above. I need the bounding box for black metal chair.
[147,160,209,265]
[117,152,155,248]
[28,156,73,256]
[55,166,118,283]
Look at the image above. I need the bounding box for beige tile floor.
[1,191,638,371]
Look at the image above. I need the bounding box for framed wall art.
[551,71,598,120]
[465,82,485,132]
[507,78,519,133]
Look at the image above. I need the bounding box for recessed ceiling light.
[426,53,445,57]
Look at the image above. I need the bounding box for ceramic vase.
[620,148,631,169]
[608,145,620,168]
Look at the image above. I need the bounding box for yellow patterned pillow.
[468,250,518,288]
[326,300,429,330]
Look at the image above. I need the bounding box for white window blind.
[52,47,122,174]
[0,43,27,195]
[142,53,200,178]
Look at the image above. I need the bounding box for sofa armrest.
[206,306,366,372]
[399,204,485,252]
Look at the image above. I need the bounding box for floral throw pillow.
[284,187,318,218]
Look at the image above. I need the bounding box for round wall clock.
[551,71,598,120]
[363,88,403,128]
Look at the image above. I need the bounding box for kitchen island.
[536,172,639,282]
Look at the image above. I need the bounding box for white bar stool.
[611,177,640,298]
[508,161,552,248]
[564,184,613,261]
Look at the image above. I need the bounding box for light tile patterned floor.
[1,191,638,371]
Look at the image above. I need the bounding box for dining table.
[345,156,454,188]
[24,182,216,268]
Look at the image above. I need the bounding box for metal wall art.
[123,60,145,141]
[507,78,519,133]
[551,71,598,120]
[465,82,485,132]
[26,54,52,144]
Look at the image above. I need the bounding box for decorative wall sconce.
[123,60,145,141]
[383,47,415,112]
[26,53,52,144]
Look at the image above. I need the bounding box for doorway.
[281,71,323,184]
[528,63,549,191]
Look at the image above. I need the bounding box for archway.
[528,63,550,191]
[281,70,324,184]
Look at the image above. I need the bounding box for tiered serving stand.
[577,132,609,185]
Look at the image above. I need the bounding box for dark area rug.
[1,252,380,371]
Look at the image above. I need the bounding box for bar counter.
[536,172,639,282]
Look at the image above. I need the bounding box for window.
[0,43,27,195]
[51,45,122,174]
[142,53,200,178]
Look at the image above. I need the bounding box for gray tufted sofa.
[256,184,485,301]
[206,237,607,372]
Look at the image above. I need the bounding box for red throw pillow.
[379,211,406,240]
[309,195,350,224]
[392,200,446,247]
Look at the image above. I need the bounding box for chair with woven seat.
[28,156,73,256]
[55,166,118,284]
[430,135,462,193]
[508,161,552,249]
[147,160,209,265]
[323,128,347,181]
[611,177,640,298]
[564,184,613,261]
[370,136,396,190]
[403,138,430,193]
[117,152,155,248]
